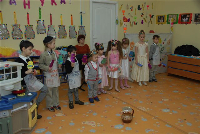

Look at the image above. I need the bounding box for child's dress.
[131,42,149,82]
[109,50,120,78]
[98,55,108,88]
[121,48,129,79]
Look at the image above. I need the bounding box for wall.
[155,0,200,52]
[0,0,156,51]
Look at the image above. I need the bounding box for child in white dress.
[131,30,149,86]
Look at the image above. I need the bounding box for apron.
[68,58,81,89]
[153,46,160,65]
[24,74,44,92]
[45,51,60,87]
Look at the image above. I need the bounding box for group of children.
[16,29,161,115]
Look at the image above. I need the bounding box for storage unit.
[0,93,37,134]
[167,54,200,81]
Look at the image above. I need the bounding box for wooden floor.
[32,73,200,134]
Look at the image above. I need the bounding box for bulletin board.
[125,33,172,80]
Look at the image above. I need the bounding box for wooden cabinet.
[167,55,200,81]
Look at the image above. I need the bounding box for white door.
[90,1,118,51]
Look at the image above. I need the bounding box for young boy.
[39,36,61,112]
[65,45,84,109]
[149,35,161,82]
[16,40,47,119]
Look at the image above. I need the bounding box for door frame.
[90,0,118,50]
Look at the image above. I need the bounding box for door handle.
[7,120,10,134]
[0,122,2,133]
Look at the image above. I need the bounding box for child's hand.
[99,64,103,67]
[26,69,33,74]
[33,69,37,75]
[135,60,138,65]
[49,67,52,72]
[123,56,127,59]
[71,63,75,67]
[82,62,86,65]
[85,79,87,83]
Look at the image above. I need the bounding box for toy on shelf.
[58,55,63,65]
[0,61,24,96]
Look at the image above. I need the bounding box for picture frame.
[167,14,178,24]
[178,13,192,24]
[156,15,167,24]
[193,13,200,24]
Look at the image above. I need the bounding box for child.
[16,40,47,119]
[106,40,123,92]
[65,45,84,109]
[39,36,61,112]
[95,43,108,95]
[131,30,149,86]
[120,38,131,89]
[149,35,161,82]
[84,50,100,103]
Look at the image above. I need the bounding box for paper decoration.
[69,14,77,39]
[143,18,147,22]
[60,0,66,4]
[167,14,178,24]
[147,5,149,10]
[156,15,167,24]
[23,0,30,9]
[193,13,200,24]
[58,14,67,39]
[152,3,153,9]
[141,20,143,24]
[123,23,127,33]
[9,0,16,5]
[0,0,3,2]
[12,12,23,39]
[138,5,141,10]
[128,13,133,18]
[0,11,10,40]
[119,4,123,11]
[78,12,86,36]
[69,0,71,4]
[142,4,144,11]
[36,7,46,34]
[116,18,119,25]
[130,21,133,27]
[178,13,192,24]
[135,8,136,15]
[25,12,35,39]
[122,10,125,15]
[126,4,129,10]
[40,0,44,6]
[141,13,144,17]
[120,20,123,27]
[47,13,56,38]
[123,16,130,22]
[51,0,57,5]
[130,6,133,11]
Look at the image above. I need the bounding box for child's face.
[139,34,145,42]
[92,54,98,62]
[79,38,85,44]
[112,45,117,50]
[47,40,56,49]
[98,49,104,55]
[123,43,129,49]
[68,50,76,57]
[153,38,159,44]
[22,46,33,57]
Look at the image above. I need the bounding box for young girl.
[95,43,108,95]
[106,40,123,92]
[120,38,131,89]
[84,50,100,103]
[39,36,61,112]
[131,30,149,86]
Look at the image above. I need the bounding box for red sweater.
[75,44,90,54]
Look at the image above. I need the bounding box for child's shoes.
[69,102,74,109]
[94,96,100,102]
[53,105,61,110]
[97,90,101,95]
[100,88,107,94]
[48,107,55,112]
[143,82,147,86]
[89,98,94,103]
[75,100,84,105]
